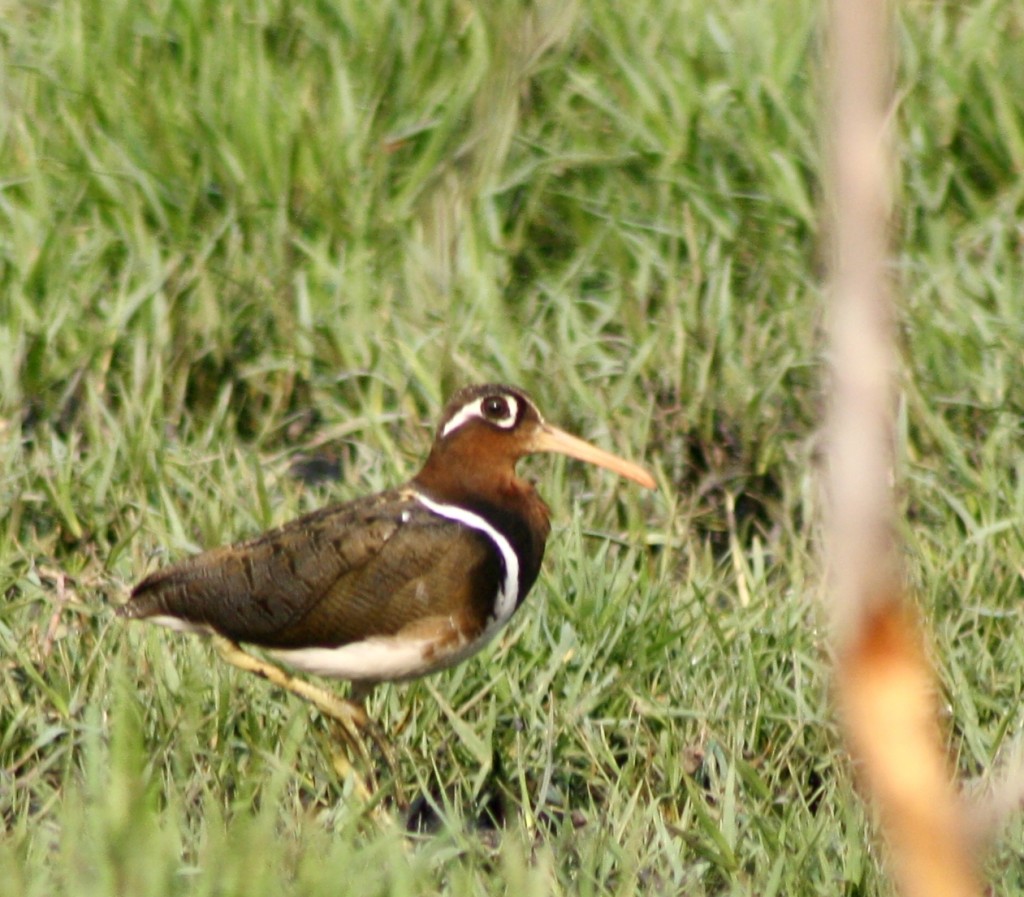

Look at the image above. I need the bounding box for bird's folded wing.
[121,490,497,648]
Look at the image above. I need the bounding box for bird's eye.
[482,396,511,421]
[440,393,521,438]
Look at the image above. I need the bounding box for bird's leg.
[212,637,402,802]
[346,680,407,806]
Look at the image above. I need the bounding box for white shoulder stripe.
[411,490,520,625]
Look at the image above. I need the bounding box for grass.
[2,0,1023,893]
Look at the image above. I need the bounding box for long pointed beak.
[529,425,657,490]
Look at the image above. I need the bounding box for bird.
[117,383,655,788]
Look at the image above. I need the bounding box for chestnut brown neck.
[411,435,551,609]
[413,434,536,517]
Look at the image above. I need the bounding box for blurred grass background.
[2,0,1023,893]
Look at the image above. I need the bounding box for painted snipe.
[118,384,655,787]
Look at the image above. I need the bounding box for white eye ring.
[442,395,519,437]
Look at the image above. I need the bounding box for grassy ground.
[2,0,1023,893]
